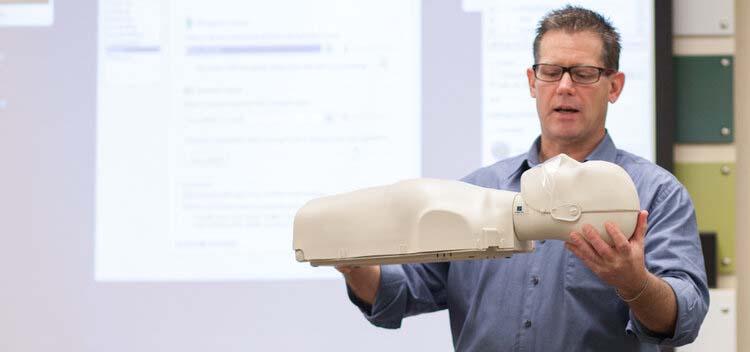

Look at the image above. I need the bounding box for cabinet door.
[674,162,735,274]
[675,289,736,352]
[674,56,734,143]
[673,0,734,35]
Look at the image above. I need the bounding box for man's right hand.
[336,265,381,305]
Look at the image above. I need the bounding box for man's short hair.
[533,5,621,70]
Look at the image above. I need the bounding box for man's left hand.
[565,210,650,297]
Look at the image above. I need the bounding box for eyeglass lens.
[535,64,602,84]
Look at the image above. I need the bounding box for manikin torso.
[293,154,640,266]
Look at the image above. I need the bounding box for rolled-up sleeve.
[625,179,710,346]
[347,262,450,329]
[627,276,709,345]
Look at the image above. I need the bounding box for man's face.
[526,30,625,146]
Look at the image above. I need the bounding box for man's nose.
[555,72,575,95]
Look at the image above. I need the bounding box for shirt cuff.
[626,276,705,346]
[346,264,407,329]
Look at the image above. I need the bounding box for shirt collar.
[507,131,618,179]
[584,131,618,163]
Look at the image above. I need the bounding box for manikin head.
[514,154,640,244]
[526,6,626,153]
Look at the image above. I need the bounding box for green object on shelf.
[674,55,734,143]
[674,162,735,274]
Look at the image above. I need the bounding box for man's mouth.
[554,106,580,114]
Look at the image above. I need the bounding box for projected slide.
[0,0,54,26]
[96,0,654,281]
[464,0,653,163]
[96,0,421,280]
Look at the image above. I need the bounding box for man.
[339,6,708,351]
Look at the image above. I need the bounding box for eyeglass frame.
[531,63,617,84]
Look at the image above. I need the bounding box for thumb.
[630,210,648,244]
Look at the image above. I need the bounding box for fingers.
[580,224,616,260]
[567,231,602,266]
[567,216,649,289]
[336,265,364,275]
[335,266,352,274]
[605,221,631,256]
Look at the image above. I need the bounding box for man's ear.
[527,67,537,98]
[608,71,625,103]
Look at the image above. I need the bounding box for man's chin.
[544,126,585,141]
[543,126,605,146]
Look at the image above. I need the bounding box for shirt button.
[531,276,540,285]
[524,320,532,328]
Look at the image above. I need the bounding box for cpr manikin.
[293,154,640,266]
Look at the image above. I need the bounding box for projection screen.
[1,1,656,351]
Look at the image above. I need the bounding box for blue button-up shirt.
[349,134,709,351]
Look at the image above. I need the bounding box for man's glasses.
[532,64,616,84]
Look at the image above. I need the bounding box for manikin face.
[517,153,641,244]
[526,30,625,147]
